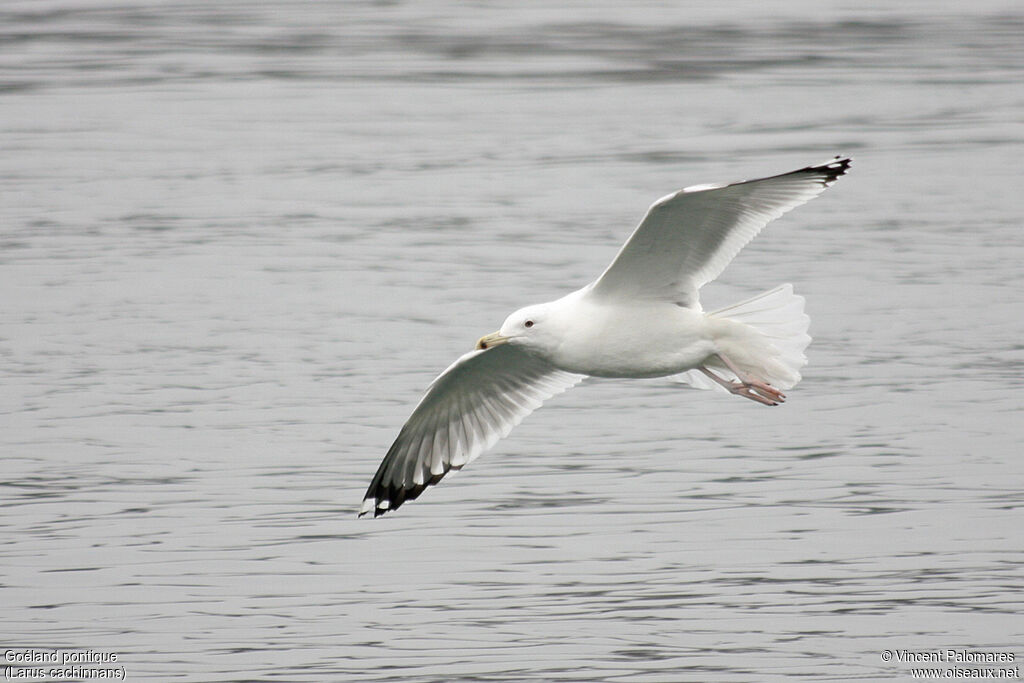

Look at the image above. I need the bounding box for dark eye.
[524,320,534,328]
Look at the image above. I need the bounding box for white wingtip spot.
[817,156,852,186]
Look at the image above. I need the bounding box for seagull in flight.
[360,157,851,517]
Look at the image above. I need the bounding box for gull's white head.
[475,302,558,353]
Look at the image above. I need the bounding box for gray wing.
[360,343,584,517]
[588,157,851,307]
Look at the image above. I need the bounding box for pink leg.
[699,355,786,406]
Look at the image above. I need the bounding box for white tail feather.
[676,283,811,393]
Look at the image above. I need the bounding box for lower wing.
[360,344,584,517]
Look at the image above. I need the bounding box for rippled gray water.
[2,1,1023,681]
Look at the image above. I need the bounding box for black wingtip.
[358,499,391,518]
[813,155,852,186]
[359,471,450,519]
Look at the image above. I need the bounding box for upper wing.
[360,343,585,517]
[588,157,851,307]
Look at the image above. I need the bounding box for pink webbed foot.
[699,354,786,406]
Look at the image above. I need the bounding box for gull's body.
[360,157,851,517]
[521,289,714,378]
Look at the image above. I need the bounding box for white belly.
[548,298,717,378]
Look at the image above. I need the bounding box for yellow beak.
[476,331,509,350]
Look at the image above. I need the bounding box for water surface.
[2,1,1023,681]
